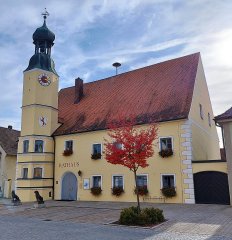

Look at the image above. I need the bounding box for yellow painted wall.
[3,155,17,198]
[22,70,59,108]
[17,136,54,153]
[16,68,58,202]
[21,69,60,136]
[219,121,232,205]
[189,57,220,160]
[21,106,58,136]
[16,188,52,202]
[54,120,188,203]
[0,145,17,198]
[192,162,227,174]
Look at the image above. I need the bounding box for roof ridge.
[0,126,20,132]
[60,52,200,90]
[84,52,200,85]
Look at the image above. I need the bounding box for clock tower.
[16,10,59,201]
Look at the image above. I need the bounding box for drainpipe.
[52,135,56,200]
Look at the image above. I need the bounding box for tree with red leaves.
[104,117,158,212]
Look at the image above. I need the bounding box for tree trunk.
[133,170,141,213]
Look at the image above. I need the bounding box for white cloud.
[0,0,231,133]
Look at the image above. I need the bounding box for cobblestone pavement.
[1,199,232,239]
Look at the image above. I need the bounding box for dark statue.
[12,190,21,204]
[34,191,44,204]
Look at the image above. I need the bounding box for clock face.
[39,116,47,127]
[38,73,51,86]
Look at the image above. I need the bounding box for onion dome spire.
[25,9,57,75]
[33,8,55,55]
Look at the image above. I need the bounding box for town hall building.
[15,14,230,205]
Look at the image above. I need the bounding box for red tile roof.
[215,107,232,121]
[0,127,20,155]
[54,53,200,135]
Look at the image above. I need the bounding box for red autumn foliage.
[105,117,158,171]
[104,116,158,211]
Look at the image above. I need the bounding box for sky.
[0,0,232,140]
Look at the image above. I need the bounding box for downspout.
[221,125,227,161]
[52,135,56,200]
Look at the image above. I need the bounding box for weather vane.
[41,8,49,20]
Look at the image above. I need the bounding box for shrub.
[119,206,165,226]
[119,207,138,225]
[63,149,73,156]
[143,208,165,223]
[91,153,102,160]
[134,186,148,196]
[90,187,102,195]
[161,187,176,198]
[112,186,124,196]
[159,149,173,158]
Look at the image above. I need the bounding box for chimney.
[74,77,84,103]
[8,125,13,130]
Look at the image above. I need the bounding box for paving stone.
[0,199,232,239]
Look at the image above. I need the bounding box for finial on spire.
[41,8,49,20]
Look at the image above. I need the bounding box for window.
[92,176,102,188]
[160,137,172,151]
[208,113,211,127]
[35,140,44,153]
[23,140,29,153]
[91,143,102,160]
[22,168,28,179]
[136,175,148,187]
[33,167,42,179]
[199,104,204,119]
[65,140,73,151]
[92,144,101,154]
[114,142,123,150]
[112,175,124,188]
[162,175,175,188]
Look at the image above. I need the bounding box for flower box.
[134,186,148,196]
[90,187,102,195]
[159,149,173,158]
[161,187,176,198]
[91,153,102,160]
[112,186,124,196]
[63,149,73,156]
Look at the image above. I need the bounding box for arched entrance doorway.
[61,172,77,200]
[194,171,230,205]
